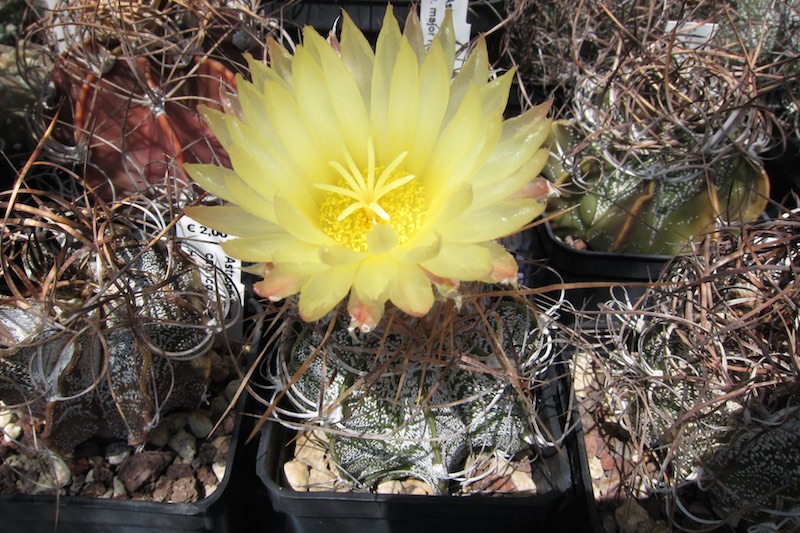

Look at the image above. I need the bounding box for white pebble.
[188,412,213,439]
[511,470,537,492]
[169,429,197,460]
[224,379,242,402]
[147,423,171,447]
[283,460,309,491]
[0,410,14,427]
[3,422,22,442]
[212,462,227,483]
[39,455,71,488]
[112,476,127,497]
[106,442,132,465]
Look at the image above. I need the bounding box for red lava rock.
[213,438,230,463]
[600,451,616,471]
[584,432,599,458]
[67,457,92,477]
[118,451,172,493]
[90,461,115,484]
[80,482,109,498]
[196,465,217,486]
[150,477,173,502]
[0,464,17,494]
[170,477,200,503]
[222,415,235,434]
[196,442,216,464]
[150,474,200,503]
[166,462,193,480]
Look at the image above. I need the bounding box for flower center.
[316,140,426,253]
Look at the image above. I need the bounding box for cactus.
[20,0,281,200]
[0,191,230,453]
[594,211,800,527]
[510,0,781,254]
[544,120,770,255]
[268,289,559,493]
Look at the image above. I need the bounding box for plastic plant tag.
[176,214,245,339]
[421,0,472,68]
[665,20,718,49]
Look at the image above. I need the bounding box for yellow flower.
[184,6,552,332]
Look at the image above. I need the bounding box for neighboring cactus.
[593,211,800,528]
[20,0,281,200]
[506,0,782,255]
[0,190,230,453]
[267,288,560,493]
[544,119,770,255]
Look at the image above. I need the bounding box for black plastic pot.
[526,221,671,322]
[0,399,251,533]
[261,0,505,45]
[255,353,597,533]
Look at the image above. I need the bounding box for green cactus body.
[544,121,769,255]
[599,215,799,526]
[279,297,552,493]
[704,412,800,522]
[0,231,220,453]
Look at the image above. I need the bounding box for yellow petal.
[320,243,364,266]
[472,148,550,207]
[399,230,442,263]
[347,291,385,333]
[184,163,233,200]
[433,10,456,75]
[354,255,396,301]
[245,52,291,92]
[223,234,321,264]
[340,10,374,108]
[402,9,425,63]
[423,183,473,231]
[253,266,307,302]
[480,69,514,121]
[182,205,277,237]
[387,39,420,154]
[366,223,399,254]
[388,263,434,317]
[198,105,234,152]
[226,92,319,213]
[480,242,519,285]
[299,264,359,321]
[472,102,552,189]
[371,6,402,160]
[440,199,544,242]
[260,80,334,186]
[423,85,486,197]
[419,242,493,280]
[291,43,347,163]
[443,35,489,127]
[307,29,372,167]
[265,39,294,86]
[273,195,329,244]
[223,174,276,223]
[405,36,450,173]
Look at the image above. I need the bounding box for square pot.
[0,392,251,533]
[526,221,670,323]
[255,354,596,533]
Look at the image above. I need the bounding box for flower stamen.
[316,138,416,223]
[316,139,426,252]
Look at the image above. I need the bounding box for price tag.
[665,20,717,49]
[421,0,472,69]
[175,215,244,339]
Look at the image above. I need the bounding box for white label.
[665,20,717,49]
[175,215,244,338]
[421,0,472,69]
